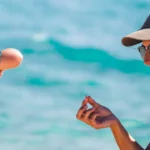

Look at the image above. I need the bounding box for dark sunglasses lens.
[138,46,145,60]
[138,46,145,52]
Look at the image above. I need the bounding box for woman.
[0,48,23,77]
[76,15,150,150]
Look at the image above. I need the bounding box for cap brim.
[122,29,150,47]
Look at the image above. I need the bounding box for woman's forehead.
[142,40,150,46]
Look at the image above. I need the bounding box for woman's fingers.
[76,105,88,120]
[82,96,101,108]
[83,107,96,120]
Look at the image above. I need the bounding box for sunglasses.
[138,45,150,60]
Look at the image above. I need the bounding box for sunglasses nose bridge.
[145,47,150,53]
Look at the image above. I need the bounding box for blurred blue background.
[0,0,150,150]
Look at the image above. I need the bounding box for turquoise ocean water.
[0,0,150,150]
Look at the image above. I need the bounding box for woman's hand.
[76,96,118,129]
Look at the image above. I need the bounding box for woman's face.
[139,40,150,66]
